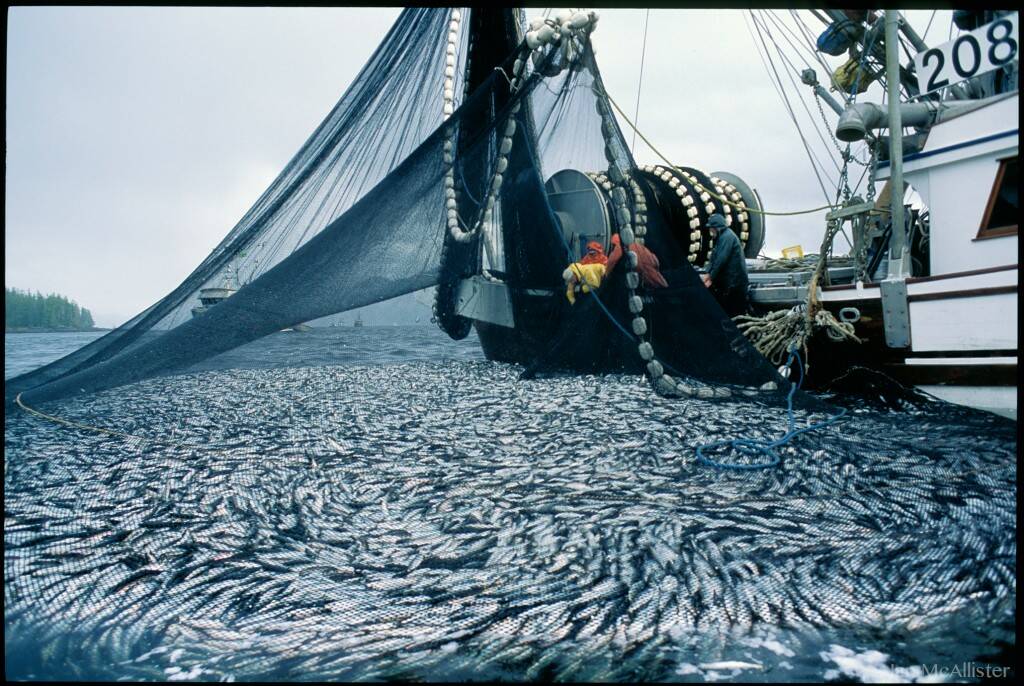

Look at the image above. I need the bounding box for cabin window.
[976,156,1018,239]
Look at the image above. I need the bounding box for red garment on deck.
[607,234,669,288]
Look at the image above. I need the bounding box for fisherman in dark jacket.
[701,213,750,317]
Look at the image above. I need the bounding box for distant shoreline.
[5,327,111,334]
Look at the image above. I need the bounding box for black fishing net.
[4,6,785,409]
[4,7,1016,682]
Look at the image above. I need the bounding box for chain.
[813,89,867,169]
[865,140,879,204]
[851,142,882,283]
[836,157,852,205]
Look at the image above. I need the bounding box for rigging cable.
[600,88,838,216]
[746,11,835,202]
[759,10,843,175]
[630,8,651,155]
[790,10,848,98]
[765,10,820,73]
[752,11,840,188]
[921,10,937,43]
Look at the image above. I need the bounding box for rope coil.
[695,347,848,470]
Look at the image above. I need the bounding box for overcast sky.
[6,7,949,327]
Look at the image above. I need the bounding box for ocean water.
[4,330,109,380]
[4,327,1016,682]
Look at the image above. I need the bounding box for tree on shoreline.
[5,288,95,330]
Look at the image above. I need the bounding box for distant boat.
[191,271,309,332]
[354,314,364,328]
[190,287,236,318]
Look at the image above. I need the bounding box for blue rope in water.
[521,108,848,468]
[695,346,847,470]
[532,150,843,470]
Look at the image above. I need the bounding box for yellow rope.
[15,392,186,449]
[599,87,841,217]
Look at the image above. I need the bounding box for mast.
[884,9,908,280]
[877,9,912,350]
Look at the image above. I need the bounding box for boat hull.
[751,264,1018,418]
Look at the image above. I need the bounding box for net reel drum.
[545,166,765,268]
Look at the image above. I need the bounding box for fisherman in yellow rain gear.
[562,260,606,305]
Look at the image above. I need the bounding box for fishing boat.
[442,9,1018,418]
[7,8,1015,416]
[189,286,237,319]
[191,266,312,332]
[354,314,364,328]
[741,9,1018,419]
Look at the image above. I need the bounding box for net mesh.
[5,6,785,409]
[4,7,1016,681]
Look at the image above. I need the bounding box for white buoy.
[656,376,680,395]
[536,24,556,43]
[674,382,695,396]
[569,11,590,29]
